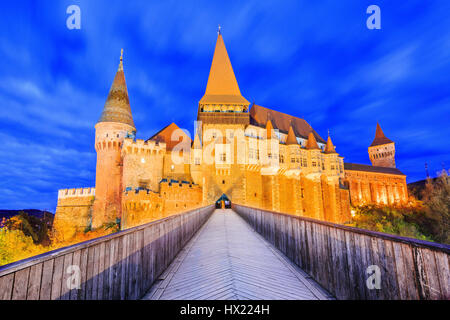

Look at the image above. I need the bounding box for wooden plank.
[421,248,442,300]
[92,244,100,300]
[344,231,357,299]
[27,263,43,300]
[336,228,351,300]
[39,259,54,300]
[392,242,409,299]
[50,256,64,300]
[400,243,419,299]
[127,232,136,300]
[60,252,73,300]
[70,250,81,300]
[379,239,399,300]
[102,240,111,300]
[433,251,450,299]
[0,273,14,300]
[120,234,128,300]
[113,236,124,300]
[85,246,95,300]
[368,236,384,300]
[327,226,338,298]
[78,248,89,300]
[97,242,105,300]
[136,229,144,298]
[12,268,30,300]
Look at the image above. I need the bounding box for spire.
[266,119,276,139]
[306,132,320,150]
[286,124,298,145]
[370,122,393,147]
[199,32,249,105]
[193,130,202,149]
[98,49,135,128]
[324,134,337,154]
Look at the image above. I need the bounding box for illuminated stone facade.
[53,33,407,241]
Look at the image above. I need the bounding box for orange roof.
[306,132,320,150]
[193,131,202,149]
[370,123,393,147]
[98,50,135,128]
[286,125,298,145]
[249,104,325,143]
[199,34,249,106]
[147,123,192,151]
[324,136,337,153]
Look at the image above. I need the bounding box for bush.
[351,170,450,244]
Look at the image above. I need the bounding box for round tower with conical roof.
[92,49,136,229]
[368,123,396,168]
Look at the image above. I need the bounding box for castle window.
[220,153,226,162]
[301,188,304,198]
[331,165,335,170]
[212,132,217,139]
[312,161,316,167]
[222,180,225,184]
[303,158,307,166]
[291,157,295,163]
[195,157,200,165]
[280,155,284,163]
[322,162,325,170]
[268,153,272,159]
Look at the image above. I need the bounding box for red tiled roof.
[344,163,405,175]
[147,123,192,151]
[370,123,393,147]
[249,104,325,143]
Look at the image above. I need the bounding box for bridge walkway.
[143,209,333,300]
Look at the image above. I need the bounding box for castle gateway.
[53,33,408,241]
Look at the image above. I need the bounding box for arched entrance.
[215,194,231,209]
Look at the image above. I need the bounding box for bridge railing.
[0,205,214,300]
[233,204,449,300]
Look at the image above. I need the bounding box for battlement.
[160,178,199,188]
[58,187,96,199]
[122,138,166,155]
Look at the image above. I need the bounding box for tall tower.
[197,30,250,137]
[368,123,396,168]
[92,49,136,229]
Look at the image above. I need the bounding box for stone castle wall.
[53,188,95,242]
[344,170,408,206]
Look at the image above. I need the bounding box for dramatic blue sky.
[0,0,449,211]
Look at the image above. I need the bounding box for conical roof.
[324,135,337,154]
[286,125,298,145]
[266,119,276,139]
[199,33,249,105]
[306,132,320,150]
[193,131,202,149]
[370,123,393,147]
[98,49,135,128]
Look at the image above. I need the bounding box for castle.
[53,33,408,241]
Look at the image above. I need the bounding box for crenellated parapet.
[121,189,164,229]
[58,187,96,199]
[122,137,166,156]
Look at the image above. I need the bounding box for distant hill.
[0,209,54,220]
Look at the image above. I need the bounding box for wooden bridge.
[0,205,449,300]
